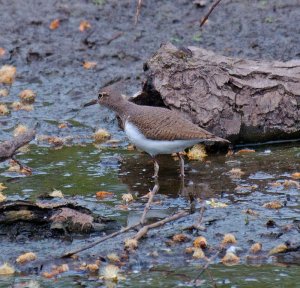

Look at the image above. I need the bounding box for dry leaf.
[0,48,5,57]
[193,236,207,249]
[122,193,133,203]
[185,247,195,254]
[243,209,259,216]
[235,184,257,193]
[269,181,282,187]
[0,89,9,97]
[19,89,36,104]
[291,172,300,180]
[49,189,64,198]
[16,252,37,264]
[283,180,300,189]
[42,264,69,278]
[49,19,60,30]
[263,201,282,209]
[0,183,7,191]
[193,248,205,259]
[93,128,110,142]
[187,144,207,161]
[115,204,129,210]
[96,191,114,199]
[83,61,97,69]
[0,104,9,115]
[124,238,138,251]
[0,65,16,84]
[0,192,7,202]
[13,124,28,136]
[101,264,120,281]
[250,242,262,254]
[127,144,135,151]
[229,168,245,178]
[79,20,91,32]
[206,198,228,208]
[222,234,237,245]
[172,234,189,243]
[221,252,240,265]
[58,123,68,129]
[235,148,255,155]
[11,101,33,111]
[107,253,120,264]
[268,244,288,256]
[80,263,99,273]
[0,263,15,275]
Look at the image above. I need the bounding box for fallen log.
[136,43,300,144]
[0,200,118,238]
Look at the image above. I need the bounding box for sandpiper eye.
[98,92,108,99]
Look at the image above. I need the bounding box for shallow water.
[0,142,299,286]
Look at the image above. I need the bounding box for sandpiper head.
[98,84,124,109]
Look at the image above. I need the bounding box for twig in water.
[134,0,143,25]
[200,0,223,27]
[192,249,222,286]
[140,179,160,225]
[134,210,189,241]
[106,32,124,45]
[62,223,140,258]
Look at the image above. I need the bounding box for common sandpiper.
[85,84,229,177]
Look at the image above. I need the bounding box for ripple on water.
[249,171,274,180]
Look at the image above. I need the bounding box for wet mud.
[0,0,299,286]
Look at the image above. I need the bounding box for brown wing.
[127,105,227,142]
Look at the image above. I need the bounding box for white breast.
[124,121,200,156]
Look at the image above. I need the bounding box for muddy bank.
[0,0,299,144]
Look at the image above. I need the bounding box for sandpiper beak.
[83,99,98,107]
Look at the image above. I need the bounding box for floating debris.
[93,128,111,142]
[221,252,240,266]
[96,191,114,199]
[228,168,245,178]
[122,193,134,203]
[13,124,28,136]
[236,148,255,155]
[192,248,205,259]
[250,242,262,254]
[16,252,37,264]
[0,65,16,84]
[0,104,9,115]
[49,189,64,198]
[206,198,228,208]
[19,89,36,104]
[0,263,15,275]
[263,201,282,209]
[0,89,8,97]
[172,234,189,243]
[222,234,237,245]
[79,20,91,32]
[193,236,207,249]
[124,238,138,251]
[268,244,288,256]
[187,144,207,161]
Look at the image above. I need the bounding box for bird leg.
[177,152,185,177]
[152,157,159,178]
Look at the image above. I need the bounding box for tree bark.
[0,129,36,162]
[137,43,300,144]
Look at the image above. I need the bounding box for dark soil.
[0,0,299,285]
[0,0,299,142]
